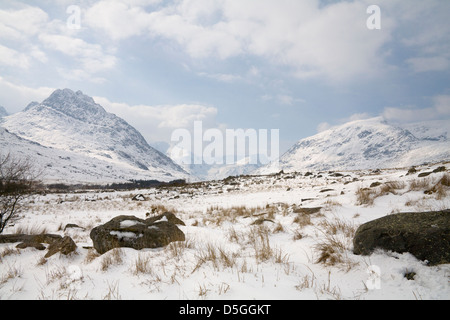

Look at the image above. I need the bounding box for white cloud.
[91,0,450,81]
[0,6,49,40]
[396,0,450,74]
[38,34,117,74]
[93,96,219,143]
[81,0,398,81]
[0,4,118,82]
[0,44,30,68]
[0,77,55,113]
[85,0,151,40]
[382,95,450,123]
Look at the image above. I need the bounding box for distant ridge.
[257,117,450,174]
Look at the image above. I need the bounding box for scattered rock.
[293,207,322,215]
[370,181,382,188]
[0,234,61,245]
[16,241,46,250]
[90,212,185,254]
[406,167,417,175]
[404,271,416,281]
[353,209,450,266]
[418,172,432,177]
[330,172,344,177]
[45,236,77,258]
[132,194,146,201]
[0,234,77,257]
[64,223,85,231]
[433,166,446,173]
[251,218,275,225]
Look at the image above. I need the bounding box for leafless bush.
[0,153,41,233]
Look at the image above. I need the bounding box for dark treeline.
[45,179,187,193]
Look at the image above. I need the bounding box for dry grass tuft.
[248,225,273,263]
[293,213,312,228]
[132,253,153,275]
[314,216,358,270]
[192,242,237,273]
[84,248,100,264]
[355,187,376,206]
[356,180,406,206]
[100,248,123,271]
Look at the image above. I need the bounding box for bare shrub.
[0,153,41,234]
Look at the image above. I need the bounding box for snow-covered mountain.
[166,143,259,181]
[0,89,189,184]
[258,117,450,174]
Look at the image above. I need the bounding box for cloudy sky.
[1,0,450,155]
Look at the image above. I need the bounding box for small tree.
[0,153,39,234]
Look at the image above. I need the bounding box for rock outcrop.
[353,209,450,265]
[0,234,77,257]
[90,212,185,254]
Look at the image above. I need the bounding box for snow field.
[0,164,449,300]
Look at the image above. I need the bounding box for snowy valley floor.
[1,163,449,300]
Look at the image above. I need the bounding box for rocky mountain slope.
[258,117,450,174]
[0,89,189,184]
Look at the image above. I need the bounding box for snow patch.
[154,216,168,223]
[119,220,144,228]
[110,230,143,240]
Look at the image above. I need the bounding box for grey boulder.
[353,209,450,265]
[90,212,185,254]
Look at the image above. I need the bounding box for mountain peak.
[40,88,106,122]
[44,88,96,105]
[1,89,189,182]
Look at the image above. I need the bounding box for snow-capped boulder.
[90,213,185,254]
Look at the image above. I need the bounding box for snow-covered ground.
[1,163,449,300]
